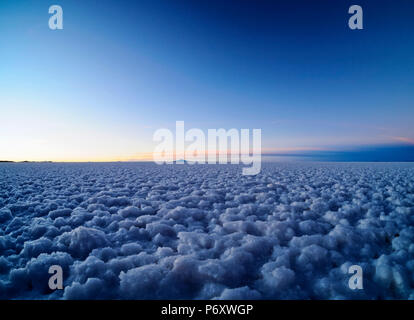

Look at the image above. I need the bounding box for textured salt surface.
[0,162,413,299]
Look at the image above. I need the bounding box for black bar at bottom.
[0,300,410,319]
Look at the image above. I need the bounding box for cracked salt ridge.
[0,162,414,299]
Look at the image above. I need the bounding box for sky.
[1,0,414,161]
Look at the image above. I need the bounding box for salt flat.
[0,162,413,299]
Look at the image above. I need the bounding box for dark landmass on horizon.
[2,145,414,163]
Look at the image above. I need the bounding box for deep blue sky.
[1,0,413,161]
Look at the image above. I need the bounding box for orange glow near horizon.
[3,140,413,163]
[1,148,323,163]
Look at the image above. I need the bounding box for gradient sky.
[1,0,414,161]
